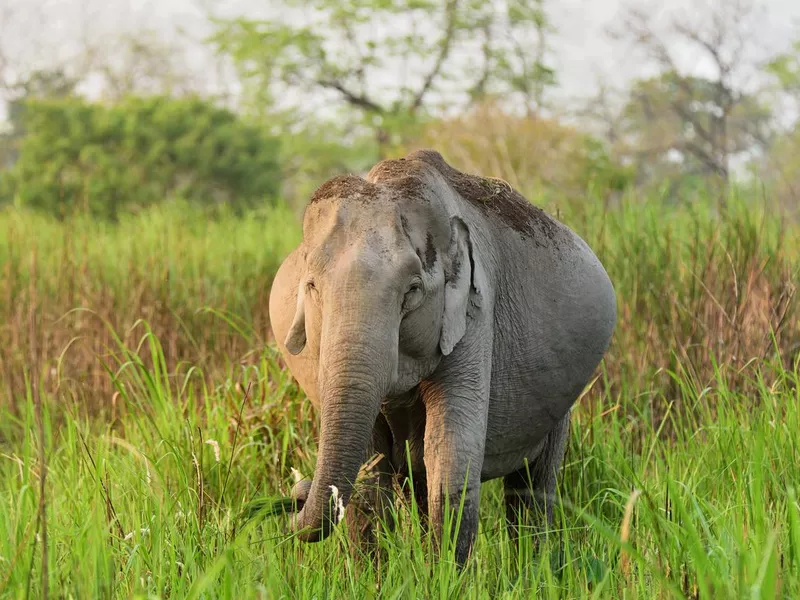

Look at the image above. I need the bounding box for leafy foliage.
[1,95,281,218]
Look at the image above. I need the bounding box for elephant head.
[282,157,482,541]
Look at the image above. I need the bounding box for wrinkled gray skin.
[268,150,616,564]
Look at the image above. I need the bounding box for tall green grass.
[0,331,798,597]
[1,188,799,597]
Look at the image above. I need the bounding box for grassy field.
[1,190,799,598]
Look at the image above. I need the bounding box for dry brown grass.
[0,204,299,414]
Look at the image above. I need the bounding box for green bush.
[1,95,282,218]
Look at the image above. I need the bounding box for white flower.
[329,485,345,524]
[205,439,221,463]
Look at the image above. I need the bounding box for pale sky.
[1,0,799,116]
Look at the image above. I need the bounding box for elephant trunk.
[291,299,397,542]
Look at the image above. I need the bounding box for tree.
[610,0,771,187]
[74,19,239,104]
[209,0,557,158]
[617,72,771,190]
[0,0,226,114]
[1,95,282,219]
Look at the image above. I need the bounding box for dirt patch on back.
[310,151,561,248]
[405,149,558,245]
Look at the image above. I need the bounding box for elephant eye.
[403,280,423,311]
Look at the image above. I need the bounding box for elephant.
[268,149,616,565]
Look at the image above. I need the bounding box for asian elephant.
[268,149,616,564]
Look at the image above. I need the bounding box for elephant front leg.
[421,350,492,566]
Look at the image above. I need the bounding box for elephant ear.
[285,281,307,355]
[440,216,480,356]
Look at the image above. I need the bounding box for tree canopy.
[210,0,556,156]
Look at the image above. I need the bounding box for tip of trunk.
[290,482,347,542]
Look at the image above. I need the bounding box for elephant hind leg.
[503,411,571,545]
